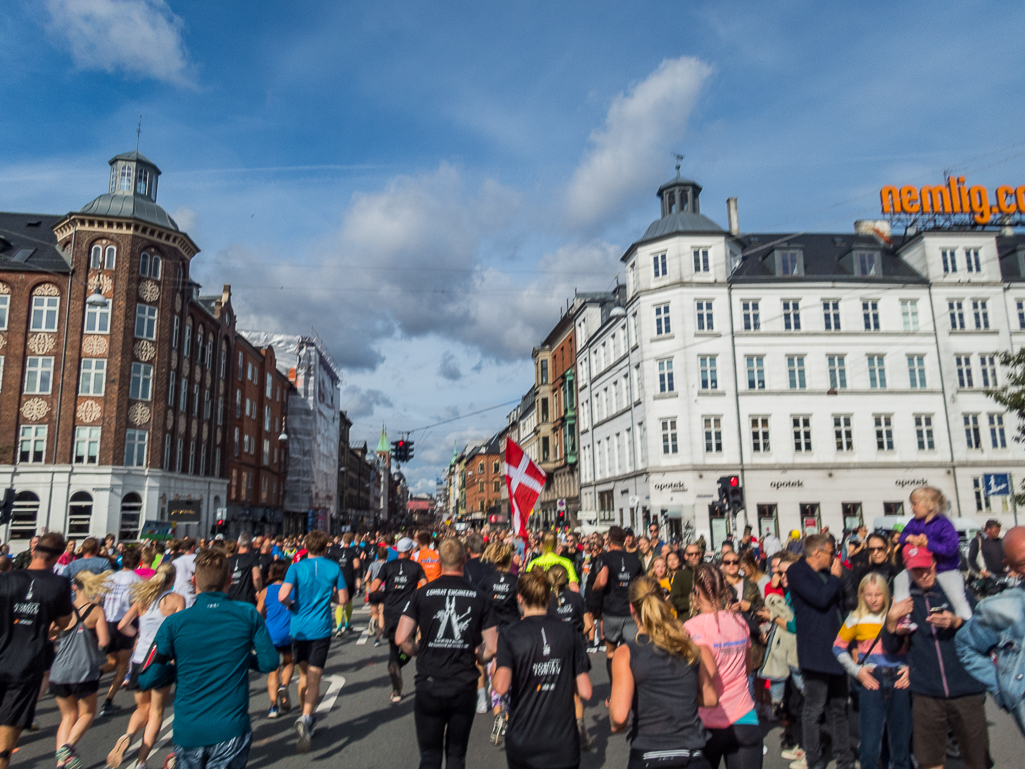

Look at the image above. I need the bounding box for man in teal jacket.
[139,549,278,769]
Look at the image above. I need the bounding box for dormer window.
[136,167,150,196]
[775,249,804,277]
[855,251,881,277]
[119,164,132,192]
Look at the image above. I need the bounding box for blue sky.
[3,0,1025,491]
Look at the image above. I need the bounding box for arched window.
[140,252,150,277]
[119,164,132,192]
[205,337,213,369]
[68,491,92,535]
[136,167,150,196]
[183,320,193,357]
[90,244,102,269]
[150,254,161,280]
[104,245,116,270]
[195,327,204,362]
[119,492,143,541]
[10,491,40,540]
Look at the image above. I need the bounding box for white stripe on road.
[356,628,369,645]
[315,675,346,714]
[128,714,175,753]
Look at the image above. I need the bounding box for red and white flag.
[504,437,546,540]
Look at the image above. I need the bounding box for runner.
[171,538,198,608]
[65,538,112,580]
[0,532,75,769]
[50,570,111,769]
[395,538,498,769]
[100,550,142,717]
[546,564,593,750]
[226,534,262,606]
[327,533,360,636]
[371,537,427,701]
[278,530,348,753]
[106,564,185,769]
[137,549,278,769]
[492,568,592,769]
[591,526,643,694]
[256,561,294,719]
[526,533,579,591]
[365,547,388,645]
[413,532,442,583]
[480,543,519,735]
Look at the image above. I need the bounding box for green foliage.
[991,350,1025,503]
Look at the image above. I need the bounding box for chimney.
[727,197,739,236]
[854,219,892,245]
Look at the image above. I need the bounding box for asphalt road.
[11,603,1025,769]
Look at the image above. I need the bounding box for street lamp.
[86,290,108,307]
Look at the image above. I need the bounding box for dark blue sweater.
[786,558,845,675]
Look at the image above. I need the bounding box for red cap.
[903,544,934,570]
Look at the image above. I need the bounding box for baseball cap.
[396,537,415,553]
[903,544,934,570]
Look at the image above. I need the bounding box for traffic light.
[405,440,414,460]
[0,488,14,527]
[716,476,744,513]
[391,439,407,462]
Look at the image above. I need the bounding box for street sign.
[984,473,1011,497]
[557,499,566,510]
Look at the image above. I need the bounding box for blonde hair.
[547,564,570,590]
[482,542,513,572]
[854,572,891,620]
[75,570,114,601]
[130,563,176,611]
[629,575,700,663]
[910,486,947,516]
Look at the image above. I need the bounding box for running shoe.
[390,691,402,703]
[56,745,81,769]
[107,734,132,769]
[334,626,345,638]
[278,686,291,713]
[373,638,381,647]
[344,623,352,634]
[781,747,805,761]
[788,759,807,769]
[489,714,504,746]
[132,762,147,769]
[162,753,175,769]
[267,705,279,719]
[100,701,123,718]
[476,688,488,714]
[294,715,313,754]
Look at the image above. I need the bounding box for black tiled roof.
[997,234,1025,281]
[0,212,69,274]
[731,232,927,284]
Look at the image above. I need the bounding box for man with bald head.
[957,525,1025,736]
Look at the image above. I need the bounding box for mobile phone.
[929,607,944,614]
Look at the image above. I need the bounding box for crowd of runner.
[2,484,1025,769]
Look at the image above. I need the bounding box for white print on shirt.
[431,595,472,648]
[15,577,40,619]
[541,628,551,656]
[532,658,562,677]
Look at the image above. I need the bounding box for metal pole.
[1012,473,1019,527]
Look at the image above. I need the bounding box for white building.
[579,171,1025,547]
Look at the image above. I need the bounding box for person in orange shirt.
[413,531,441,582]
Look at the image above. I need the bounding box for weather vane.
[672,152,684,174]
[136,116,142,152]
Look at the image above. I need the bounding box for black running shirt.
[379,558,426,629]
[482,571,519,628]
[547,588,586,635]
[598,550,643,617]
[0,569,73,684]
[328,545,359,593]
[497,615,590,769]
[227,551,261,604]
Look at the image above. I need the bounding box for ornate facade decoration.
[182,359,190,379]
[138,280,160,303]
[82,336,108,356]
[205,370,212,388]
[21,398,50,421]
[27,333,56,355]
[178,414,186,433]
[76,400,102,423]
[133,340,156,362]
[216,427,222,444]
[202,424,209,441]
[0,282,9,294]
[128,403,152,426]
[32,283,60,297]
[170,352,178,370]
[0,334,6,351]
[191,418,198,436]
[166,410,174,430]
[88,273,114,296]
[175,294,182,312]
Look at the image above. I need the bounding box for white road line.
[356,629,369,645]
[128,714,174,752]
[315,675,346,714]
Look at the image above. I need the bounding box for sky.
[3,0,1025,492]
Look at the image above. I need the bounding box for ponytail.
[629,575,700,664]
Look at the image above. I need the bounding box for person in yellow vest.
[412,532,441,582]
[526,533,579,592]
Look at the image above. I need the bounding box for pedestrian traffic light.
[716,476,744,513]
[0,488,14,527]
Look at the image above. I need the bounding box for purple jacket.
[899,516,960,572]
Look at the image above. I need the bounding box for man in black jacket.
[786,533,853,769]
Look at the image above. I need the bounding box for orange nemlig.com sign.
[880,176,1025,224]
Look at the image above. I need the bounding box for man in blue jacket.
[884,545,988,769]
[140,549,278,769]
[785,533,853,769]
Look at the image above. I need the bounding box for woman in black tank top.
[609,576,718,769]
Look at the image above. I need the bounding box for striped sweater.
[832,611,905,678]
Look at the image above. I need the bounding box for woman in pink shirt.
[684,563,763,769]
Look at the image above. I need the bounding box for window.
[184,326,192,357]
[204,390,212,420]
[823,300,841,331]
[90,244,102,269]
[195,328,203,362]
[902,355,926,389]
[693,248,709,273]
[140,251,150,277]
[119,493,143,541]
[875,415,895,450]
[972,300,990,329]
[942,249,957,274]
[973,476,1007,513]
[989,413,1007,448]
[179,379,187,411]
[792,416,812,452]
[653,252,667,278]
[901,300,919,331]
[915,415,935,450]
[30,296,59,331]
[79,359,106,395]
[855,251,879,277]
[245,397,252,418]
[949,300,965,330]
[867,355,886,388]
[660,360,676,393]
[699,356,718,390]
[24,357,53,394]
[129,362,153,400]
[824,354,848,391]
[103,246,116,270]
[695,300,713,331]
[246,361,253,381]
[661,419,678,455]
[980,354,998,388]
[746,356,765,390]
[787,355,806,390]
[205,338,213,369]
[862,300,880,331]
[233,427,240,457]
[834,415,854,451]
[119,164,132,191]
[151,254,162,279]
[19,425,47,463]
[541,436,550,462]
[136,167,150,195]
[0,294,7,330]
[703,417,723,453]
[539,360,549,383]
[192,383,199,416]
[188,441,196,474]
[237,351,243,380]
[265,373,273,398]
[168,370,176,406]
[264,405,271,431]
[235,389,241,418]
[956,355,974,388]
[782,300,801,330]
[965,248,981,273]
[135,304,157,339]
[74,427,100,464]
[220,347,227,378]
[1018,300,1025,329]
[778,250,802,276]
[125,429,148,467]
[742,301,760,331]
[172,316,180,348]
[751,417,770,452]
[654,304,671,335]
[84,302,110,334]
[964,414,982,449]
[492,480,501,493]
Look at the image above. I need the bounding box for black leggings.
[413,683,477,769]
[703,723,763,769]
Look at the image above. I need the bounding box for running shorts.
[292,637,331,668]
[0,679,42,728]
[49,679,101,699]
[602,614,636,645]
[106,621,136,653]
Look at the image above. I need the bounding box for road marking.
[316,675,346,714]
[129,714,174,752]
[356,628,369,645]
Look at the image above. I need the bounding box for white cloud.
[341,385,393,420]
[44,0,193,86]
[563,56,712,231]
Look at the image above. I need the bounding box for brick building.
[463,433,504,517]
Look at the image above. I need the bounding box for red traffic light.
[729,476,739,487]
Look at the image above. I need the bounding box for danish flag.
[505,438,546,539]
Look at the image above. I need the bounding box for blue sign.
[983,473,1011,497]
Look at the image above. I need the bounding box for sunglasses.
[868,546,887,552]
[722,558,740,565]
